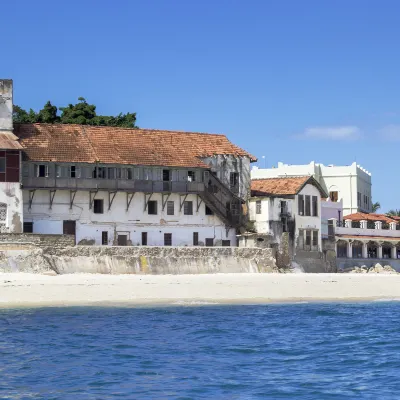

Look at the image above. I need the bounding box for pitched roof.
[343,212,397,224]
[251,176,327,197]
[0,131,23,150]
[14,124,256,168]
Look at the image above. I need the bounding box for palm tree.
[387,209,400,217]
[372,202,381,213]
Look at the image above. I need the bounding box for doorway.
[63,220,76,235]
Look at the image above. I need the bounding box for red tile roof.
[343,213,397,224]
[14,124,256,168]
[0,132,23,150]
[251,176,327,197]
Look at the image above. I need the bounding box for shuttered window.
[167,201,174,215]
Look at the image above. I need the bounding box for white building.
[252,161,372,216]
[15,123,256,246]
[0,79,23,232]
[243,176,328,270]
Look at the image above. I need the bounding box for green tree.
[372,202,381,213]
[13,105,39,123]
[59,97,97,125]
[387,209,400,217]
[37,101,59,123]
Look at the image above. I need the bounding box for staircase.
[200,171,244,229]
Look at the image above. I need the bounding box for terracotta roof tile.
[251,176,311,196]
[343,213,397,224]
[14,124,256,168]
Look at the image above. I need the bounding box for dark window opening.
[280,200,287,214]
[281,217,288,232]
[0,158,5,173]
[305,230,311,246]
[312,230,318,247]
[305,195,311,216]
[298,195,304,215]
[188,171,196,182]
[222,240,230,247]
[93,199,104,214]
[148,200,157,215]
[368,245,377,258]
[23,222,33,233]
[167,201,174,215]
[205,205,214,215]
[383,246,392,259]
[102,231,108,245]
[205,238,214,247]
[37,164,48,178]
[337,243,347,258]
[193,232,199,246]
[142,232,147,246]
[312,196,318,217]
[163,169,170,181]
[256,200,262,214]
[230,172,239,186]
[164,233,172,246]
[63,220,76,235]
[184,201,193,215]
[70,165,76,178]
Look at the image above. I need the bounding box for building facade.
[252,161,372,215]
[242,176,331,271]
[14,123,256,247]
[0,80,23,233]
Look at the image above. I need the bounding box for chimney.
[0,79,13,132]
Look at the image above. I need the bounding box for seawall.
[0,246,278,275]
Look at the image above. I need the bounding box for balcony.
[22,176,204,194]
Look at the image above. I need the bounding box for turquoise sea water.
[1,302,400,399]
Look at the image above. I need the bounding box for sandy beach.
[1,273,400,307]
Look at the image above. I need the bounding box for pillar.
[391,245,397,259]
[362,242,368,259]
[375,221,382,230]
[345,219,352,228]
[360,220,368,229]
[347,241,353,258]
[377,243,383,259]
[390,222,397,231]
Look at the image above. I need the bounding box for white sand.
[1,273,400,307]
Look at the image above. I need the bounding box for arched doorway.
[337,240,347,258]
[352,240,363,258]
[367,241,378,258]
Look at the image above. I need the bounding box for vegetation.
[13,98,137,128]
[372,202,381,213]
[387,209,400,217]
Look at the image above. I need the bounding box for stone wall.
[0,245,278,275]
[0,233,75,248]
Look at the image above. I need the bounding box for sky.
[2,0,400,211]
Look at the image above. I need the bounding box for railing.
[351,221,361,228]
[336,220,346,227]
[22,176,204,193]
[382,222,390,230]
[367,221,376,229]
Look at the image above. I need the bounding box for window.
[125,168,133,180]
[184,201,193,215]
[337,243,347,258]
[193,232,199,246]
[94,167,106,179]
[0,158,5,173]
[116,168,122,179]
[164,233,172,246]
[280,201,287,214]
[188,171,196,182]
[312,231,318,246]
[305,195,311,216]
[205,238,214,247]
[230,172,239,187]
[142,232,147,246]
[298,195,304,215]
[35,164,48,178]
[167,201,174,215]
[69,165,77,178]
[163,169,170,181]
[329,191,338,202]
[312,196,318,217]
[148,200,157,215]
[305,230,311,246]
[281,217,288,232]
[357,192,361,207]
[23,222,33,233]
[256,200,262,215]
[222,240,230,247]
[205,205,214,215]
[93,199,104,214]
[107,168,115,179]
[102,231,108,245]
[118,235,127,246]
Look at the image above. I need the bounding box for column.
[390,222,397,231]
[345,219,352,228]
[391,245,397,260]
[375,221,382,230]
[362,242,368,259]
[377,242,383,259]
[360,220,368,229]
[347,241,353,258]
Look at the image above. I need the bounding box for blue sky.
[2,1,400,211]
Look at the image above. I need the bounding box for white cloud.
[379,124,400,141]
[296,126,361,140]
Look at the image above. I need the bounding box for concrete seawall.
[0,246,278,275]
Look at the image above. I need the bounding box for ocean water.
[1,303,400,399]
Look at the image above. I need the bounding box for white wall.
[0,80,13,131]
[0,182,23,232]
[23,190,236,246]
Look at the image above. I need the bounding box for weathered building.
[240,176,333,271]
[15,123,256,246]
[0,80,23,232]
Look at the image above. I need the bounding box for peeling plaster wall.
[0,80,13,131]
[0,246,277,274]
[23,190,236,246]
[0,183,23,233]
[201,155,251,200]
